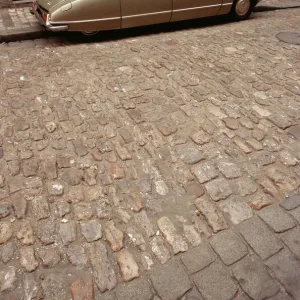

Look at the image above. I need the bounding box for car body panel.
[171,0,223,22]
[121,0,172,28]
[218,0,235,15]
[32,0,263,32]
[49,0,121,31]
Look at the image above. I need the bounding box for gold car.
[32,0,261,35]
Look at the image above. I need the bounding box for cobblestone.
[195,196,227,233]
[157,216,188,254]
[205,178,232,201]
[181,244,216,274]
[210,230,248,265]
[193,261,237,300]
[0,3,300,299]
[232,255,279,300]
[280,194,300,210]
[281,228,300,259]
[239,216,283,260]
[258,205,296,232]
[150,260,192,300]
[266,249,300,300]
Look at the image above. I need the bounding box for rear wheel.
[81,31,99,36]
[231,0,253,21]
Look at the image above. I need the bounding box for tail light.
[41,12,48,22]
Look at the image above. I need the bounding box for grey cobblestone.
[150,260,192,300]
[232,255,279,299]
[258,205,296,233]
[280,194,300,210]
[115,278,153,300]
[239,216,283,260]
[281,228,300,259]
[181,244,216,274]
[193,261,237,300]
[210,230,248,265]
[266,249,300,300]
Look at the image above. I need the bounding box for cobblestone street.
[0,3,300,300]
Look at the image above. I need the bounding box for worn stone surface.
[70,278,94,300]
[193,262,237,300]
[150,236,171,264]
[220,199,254,225]
[11,192,27,219]
[176,143,205,165]
[280,194,300,210]
[59,221,77,246]
[0,221,12,244]
[281,228,300,259]
[266,249,300,300]
[42,273,68,300]
[38,246,61,267]
[20,246,39,272]
[115,278,153,300]
[191,162,217,184]
[181,244,216,274]
[89,241,117,292]
[258,205,296,232]
[80,219,102,242]
[0,266,17,292]
[35,219,56,245]
[150,260,192,300]
[205,178,232,201]
[104,220,124,252]
[116,248,139,282]
[232,256,279,300]
[239,216,283,260]
[195,196,227,233]
[67,244,89,268]
[157,216,188,254]
[210,230,248,265]
[17,220,35,245]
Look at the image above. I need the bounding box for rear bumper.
[31,7,68,31]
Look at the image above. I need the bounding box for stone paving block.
[288,205,300,224]
[238,216,283,260]
[209,230,248,265]
[258,205,296,232]
[114,278,153,300]
[266,249,300,300]
[193,261,238,300]
[220,199,253,225]
[195,196,228,233]
[157,216,188,254]
[191,162,218,183]
[181,244,216,274]
[267,291,293,300]
[280,194,300,210]
[150,259,192,300]
[281,228,300,259]
[232,255,279,299]
[205,178,233,201]
[181,287,204,300]
[176,143,205,165]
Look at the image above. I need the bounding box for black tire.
[81,31,99,36]
[231,0,254,21]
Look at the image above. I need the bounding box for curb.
[0,0,31,9]
[0,26,48,42]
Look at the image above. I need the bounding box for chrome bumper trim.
[31,8,68,31]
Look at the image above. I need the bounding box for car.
[31,0,262,35]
